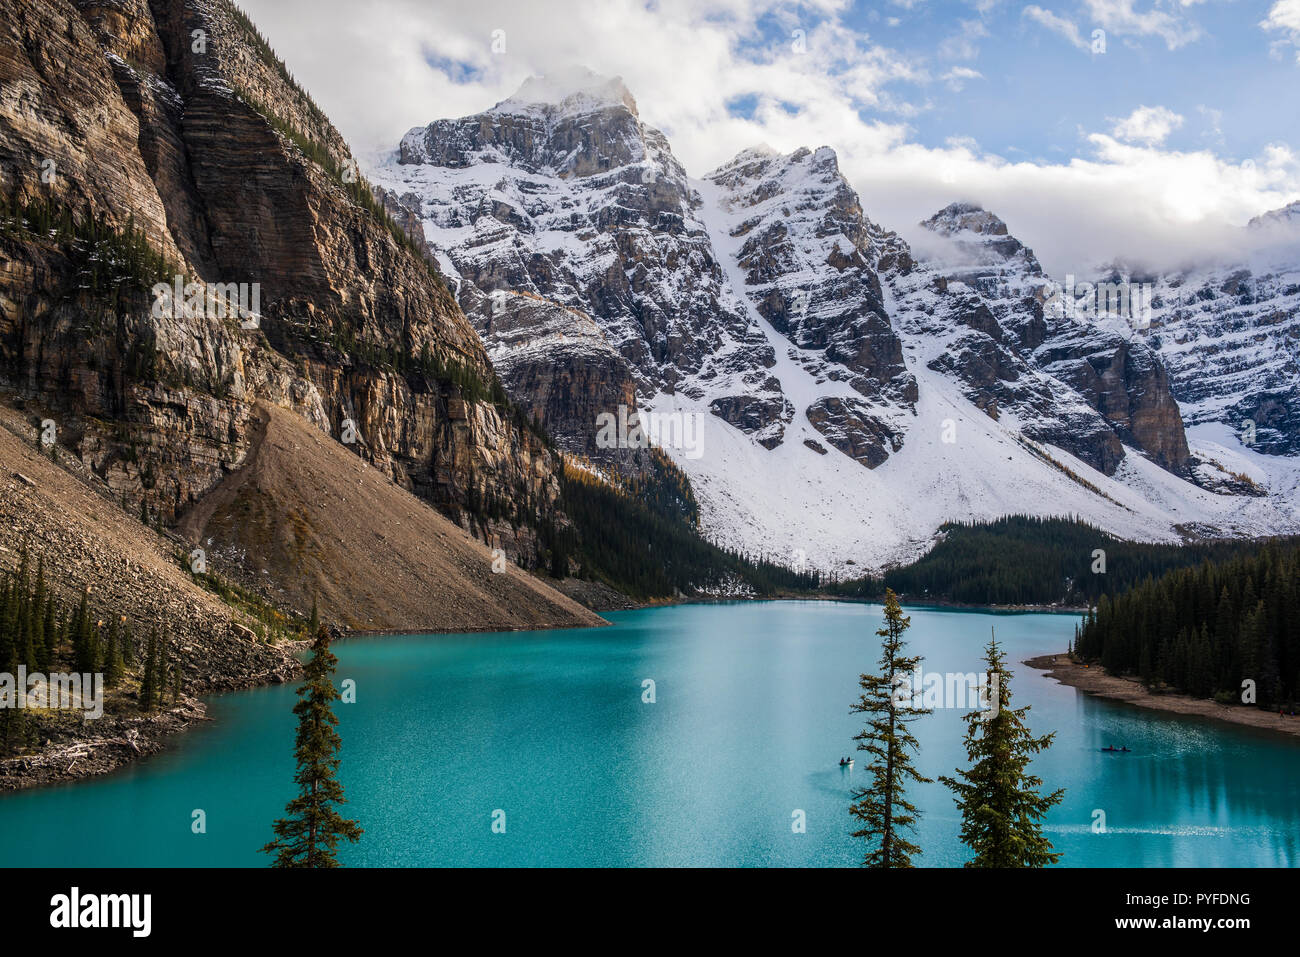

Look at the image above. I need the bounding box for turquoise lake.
[1,600,1297,867]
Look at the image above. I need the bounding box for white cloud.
[938,18,990,59]
[1110,105,1185,145]
[1262,0,1300,61]
[1082,0,1201,50]
[236,0,1299,274]
[1022,5,1092,52]
[942,66,984,90]
[1196,104,1224,144]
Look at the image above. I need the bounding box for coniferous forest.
[823,515,1298,607]
[554,460,821,599]
[1074,543,1300,709]
[0,551,134,756]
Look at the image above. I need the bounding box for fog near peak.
[857,172,1300,280]
[226,0,1300,281]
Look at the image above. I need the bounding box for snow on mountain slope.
[681,171,1296,569]
[1127,244,1300,457]
[374,68,783,467]
[370,70,1300,574]
[916,202,1191,475]
[915,200,1300,501]
[1248,200,1300,236]
[380,71,776,403]
[645,326,1292,572]
[923,196,1300,463]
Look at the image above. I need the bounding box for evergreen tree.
[0,645,27,756]
[0,576,13,665]
[939,632,1065,867]
[69,589,86,671]
[849,588,931,867]
[27,563,44,672]
[139,628,160,712]
[153,629,170,705]
[75,614,102,675]
[38,596,56,671]
[1074,543,1300,708]
[262,625,362,867]
[1,642,15,744]
[826,516,1300,607]
[104,619,125,688]
[121,621,136,666]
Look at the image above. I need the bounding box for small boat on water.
[1101,746,1131,753]
[839,758,854,768]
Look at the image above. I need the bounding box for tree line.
[1074,543,1300,709]
[0,194,178,311]
[553,460,820,598]
[0,549,184,756]
[824,515,1297,607]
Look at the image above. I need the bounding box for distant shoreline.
[627,593,1090,615]
[1026,653,1300,740]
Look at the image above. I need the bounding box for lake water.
[1,601,1297,867]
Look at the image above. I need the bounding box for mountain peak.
[495,67,638,118]
[735,143,779,161]
[918,202,1040,275]
[396,66,650,175]
[707,144,842,186]
[922,202,1008,238]
[1248,199,1300,233]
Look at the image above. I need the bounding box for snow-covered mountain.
[1124,239,1300,459]
[371,69,1300,572]
[915,201,1190,476]
[1248,200,1300,236]
[387,68,773,397]
[906,200,1300,504]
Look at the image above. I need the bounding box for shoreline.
[1026,653,1300,740]
[0,648,305,793]
[0,604,624,795]
[0,698,214,792]
[0,601,1108,795]
[643,593,1088,614]
[0,610,627,792]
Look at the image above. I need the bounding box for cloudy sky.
[239,0,1300,273]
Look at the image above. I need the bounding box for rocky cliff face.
[0,0,564,574]
[705,147,915,406]
[702,146,915,464]
[916,202,1191,476]
[708,155,1189,480]
[1115,229,1300,458]
[470,288,641,467]
[375,68,782,456]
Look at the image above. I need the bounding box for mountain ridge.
[372,68,1300,573]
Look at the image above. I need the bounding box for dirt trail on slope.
[174,403,269,546]
[180,402,606,633]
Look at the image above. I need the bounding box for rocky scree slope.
[0,0,590,622]
[177,401,604,632]
[0,398,299,790]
